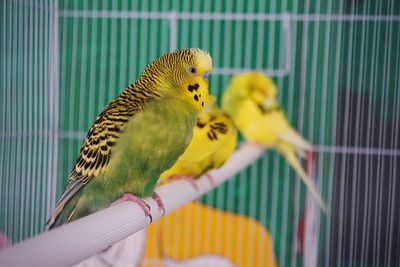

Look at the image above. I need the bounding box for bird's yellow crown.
[191,48,212,74]
[235,72,277,100]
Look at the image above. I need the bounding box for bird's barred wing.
[47,100,136,228]
[51,98,137,219]
[69,111,125,184]
[181,113,234,164]
[48,82,152,228]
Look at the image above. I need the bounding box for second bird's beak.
[263,98,278,107]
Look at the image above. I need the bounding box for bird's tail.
[279,128,313,158]
[47,197,78,230]
[283,148,328,213]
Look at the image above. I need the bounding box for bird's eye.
[188,67,197,75]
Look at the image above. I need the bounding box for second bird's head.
[230,72,278,106]
[142,48,212,112]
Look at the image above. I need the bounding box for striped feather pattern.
[51,48,211,223]
[67,48,207,186]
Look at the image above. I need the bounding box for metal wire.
[1,0,399,266]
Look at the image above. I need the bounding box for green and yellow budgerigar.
[222,72,327,212]
[48,48,212,229]
[158,95,237,185]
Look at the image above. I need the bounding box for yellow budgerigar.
[222,72,327,212]
[159,95,237,185]
[48,48,212,229]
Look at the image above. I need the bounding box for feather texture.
[159,96,237,182]
[222,72,327,212]
[48,48,212,228]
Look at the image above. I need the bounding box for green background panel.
[1,0,399,266]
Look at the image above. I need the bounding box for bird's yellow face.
[147,48,212,113]
[176,49,212,112]
[247,72,278,106]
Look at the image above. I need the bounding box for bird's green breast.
[80,97,197,207]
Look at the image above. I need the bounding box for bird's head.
[143,48,212,113]
[240,72,278,106]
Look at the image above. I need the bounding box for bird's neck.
[121,77,162,106]
[123,74,190,110]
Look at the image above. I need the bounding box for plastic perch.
[0,142,264,267]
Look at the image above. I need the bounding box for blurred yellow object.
[159,95,237,183]
[140,202,277,267]
[222,72,327,212]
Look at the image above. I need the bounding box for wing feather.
[183,112,235,164]
[48,92,141,228]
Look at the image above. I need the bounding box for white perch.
[0,142,264,267]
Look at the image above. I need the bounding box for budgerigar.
[159,95,237,185]
[48,48,212,229]
[222,72,327,212]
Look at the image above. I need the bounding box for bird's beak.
[263,98,277,107]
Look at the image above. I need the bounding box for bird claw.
[112,193,152,222]
[183,176,199,191]
[151,192,165,217]
[168,175,199,191]
[205,173,215,187]
[167,175,181,182]
[244,141,263,149]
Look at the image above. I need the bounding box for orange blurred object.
[140,202,277,267]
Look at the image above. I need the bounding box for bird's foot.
[112,193,152,222]
[205,173,215,187]
[182,176,199,191]
[151,192,165,217]
[245,141,263,149]
[168,175,199,191]
[167,175,181,182]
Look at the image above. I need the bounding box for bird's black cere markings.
[194,94,199,101]
[188,83,199,92]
